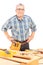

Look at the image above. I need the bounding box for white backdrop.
[0,0,43,49]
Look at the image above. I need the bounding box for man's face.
[16,5,25,17]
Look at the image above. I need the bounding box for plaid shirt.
[2,15,36,41]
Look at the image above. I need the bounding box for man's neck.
[18,17,22,20]
[17,16,23,20]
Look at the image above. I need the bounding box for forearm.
[27,32,35,42]
[4,31,15,42]
[4,31,11,38]
[30,32,35,39]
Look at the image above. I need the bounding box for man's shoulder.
[9,15,16,21]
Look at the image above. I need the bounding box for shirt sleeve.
[1,19,12,32]
[29,17,36,32]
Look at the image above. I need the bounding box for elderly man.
[2,3,36,51]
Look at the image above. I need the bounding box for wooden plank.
[0,58,20,65]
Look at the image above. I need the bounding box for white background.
[0,0,43,49]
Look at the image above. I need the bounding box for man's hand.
[26,36,33,42]
[26,32,35,43]
[7,36,17,43]
[7,36,14,42]
[4,31,17,43]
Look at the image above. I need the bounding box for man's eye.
[17,9,24,10]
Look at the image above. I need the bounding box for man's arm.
[4,31,16,43]
[1,19,14,42]
[4,31,13,41]
[27,16,36,42]
[27,32,35,42]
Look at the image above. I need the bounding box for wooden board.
[0,53,40,65]
[0,49,41,65]
[0,58,20,65]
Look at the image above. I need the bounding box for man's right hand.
[7,36,14,42]
[4,32,17,43]
[7,36,17,43]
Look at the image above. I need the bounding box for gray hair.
[16,3,25,9]
[17,3,24,6]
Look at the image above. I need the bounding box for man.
[1,3,36,51]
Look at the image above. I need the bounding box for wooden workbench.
[0,49,43,65]
[0,49,40,65]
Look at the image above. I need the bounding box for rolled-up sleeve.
[1,19,12,32]
[29,17,36,32]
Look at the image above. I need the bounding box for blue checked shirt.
[2,15,36,41]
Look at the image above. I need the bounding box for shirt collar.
[16,15,24,21]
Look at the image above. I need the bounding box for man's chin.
[18,15,23,17]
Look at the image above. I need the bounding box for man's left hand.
[26,36,32,42]
[26,32,35,43]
